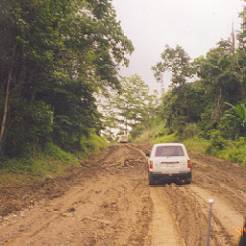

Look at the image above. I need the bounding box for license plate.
[161,162,179,165]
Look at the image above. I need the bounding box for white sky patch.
[112,0,244,92]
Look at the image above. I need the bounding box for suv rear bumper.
[149,171,192,183]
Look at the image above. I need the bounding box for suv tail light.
[187,160,192,169]
[149,160,154,170]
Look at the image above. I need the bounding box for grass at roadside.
[184,137,210,155]
[79,132,108,158]
[0,143,79,187]
[134,119,178,144]
[209,138,246,165]
[134,120,246,167]
[184,136,246,166]
[0,133,108,187]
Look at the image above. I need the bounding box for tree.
[152,45,193,87]
[0,0,133,156]
[225,102,246,133]
[153,4,246,141]
[237,3,246,98]
[238,3,246,49]
[159,82,207,133]
[101,75,158,138]
[114,75,157,132]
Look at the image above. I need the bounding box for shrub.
[184,137,210,154]
[219,102,246,139]
[206,130,226,155]
[154,133,178,144]
[182,123,201,139]
[80,131,107,157]
[218,114,241,139]
[3,101,54,157]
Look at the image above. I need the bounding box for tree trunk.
[0,45,16,153]
[125,117,128,134]
[0,69,13,151]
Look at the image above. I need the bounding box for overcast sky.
[112,0,244,92]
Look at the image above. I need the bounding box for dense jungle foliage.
[1,0,246,171]
[0,0,133,158]
[142,2,246,164]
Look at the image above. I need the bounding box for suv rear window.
[155,146,184,157]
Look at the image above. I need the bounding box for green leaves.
[0,0,133,156]
[225,102,246,128]
[154,2,246,140]
[159,82,207,133]
[100,75,158,139]
[238,5,246,48]
[152,45,193,86]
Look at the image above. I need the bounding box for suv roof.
[153,143,185,147]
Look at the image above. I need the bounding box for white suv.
[118,134,128,143]
[147,143,192,185]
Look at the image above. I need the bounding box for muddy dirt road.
[0,144,245,246]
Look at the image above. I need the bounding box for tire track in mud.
[192,155,246,216]
[191,154,246,245]
[162,185,208,246]
[0,144,245,246]
[136,144,246,246]
[127,144,184,245]
[161,184,239,246]
[149,187,184,246]
[0,145,153,246]
[188,185,242,246]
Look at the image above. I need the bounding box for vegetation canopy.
[0,0,133,157]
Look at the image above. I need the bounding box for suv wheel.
[148,173,155,185]
[185,178,192,184]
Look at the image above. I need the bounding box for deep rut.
[0,144,245,245]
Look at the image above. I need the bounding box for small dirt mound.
[99,145,146,168]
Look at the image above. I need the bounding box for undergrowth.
[0,133,108,187]
[134,120,246,167]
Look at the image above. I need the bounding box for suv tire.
[148,173,155,185]
[186,178,192,184]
